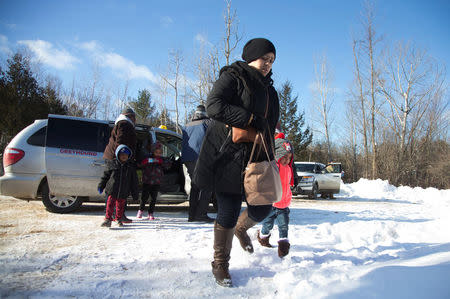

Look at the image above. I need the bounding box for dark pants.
[215,192,272,229]
[105,195,126,221]
[140,184,160,214]
[185,161,212,220]
[261,207,290,239]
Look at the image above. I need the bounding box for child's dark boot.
[278,239,290,258]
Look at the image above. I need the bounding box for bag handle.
[248,90,272,165]
[252,91,275,161]
[247,132,271,166]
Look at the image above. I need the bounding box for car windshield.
[295,164,315,173]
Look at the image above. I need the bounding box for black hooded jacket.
[98,159,139,200]
[193,61,280,195]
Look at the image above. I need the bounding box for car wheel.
[41,181,83,213]
[308,184,318,199]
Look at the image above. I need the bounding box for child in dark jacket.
[98,144,139,227]
[137,142,171,220]
[258,134,295,257]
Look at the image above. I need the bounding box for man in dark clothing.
[103,108,138,223]
[182,105,214,223]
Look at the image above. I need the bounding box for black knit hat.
[242,38,276,63]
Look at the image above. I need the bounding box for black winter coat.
[193,61,280,195]
[98,159,139,200]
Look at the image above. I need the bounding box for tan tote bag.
[244,133,282,206]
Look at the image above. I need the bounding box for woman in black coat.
[194,38,280,287]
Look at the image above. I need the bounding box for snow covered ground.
[1,179,449,298]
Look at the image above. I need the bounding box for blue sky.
[1,0,449,139]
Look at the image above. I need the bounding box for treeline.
[305,4,449,189]
[0,53,68,150]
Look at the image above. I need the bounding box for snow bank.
[341,178,450,205]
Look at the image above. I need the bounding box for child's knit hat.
[274,138,292,161]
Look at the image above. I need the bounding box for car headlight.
[300,176,314,183]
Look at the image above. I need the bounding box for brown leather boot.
[234,209,258,253]
[257,230,273,248]
[212,222,234,287]
[278,239,290,258]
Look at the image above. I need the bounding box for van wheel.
[308,184,318,199]
[41,182,83,213]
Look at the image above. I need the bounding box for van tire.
[308,184,318,199]
[41,182,83,213]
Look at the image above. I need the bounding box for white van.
[292,162,342,199]
[0,114,189,213]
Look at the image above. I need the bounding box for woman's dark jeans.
[215,192,272,228]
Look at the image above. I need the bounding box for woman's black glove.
[250,114,269,132]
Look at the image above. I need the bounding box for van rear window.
[27,127,46,147]
[46,118,109,152]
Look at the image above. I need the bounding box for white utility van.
[0,114,189,213]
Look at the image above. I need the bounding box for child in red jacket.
[137,142,171,220]
[258,135,294,257]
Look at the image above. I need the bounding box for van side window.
[27,126,47,147]
[99,126,111,153]
[46,118,110,152]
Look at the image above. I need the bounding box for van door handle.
[92,160,105,166]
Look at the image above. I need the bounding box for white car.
[292,162,342,199]
[0,114,190,213]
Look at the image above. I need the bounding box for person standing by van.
[103,108,137,160]
[181,105,214,223]
[98,145,139,227]
[103,108,137,223]
[137,142,171,220]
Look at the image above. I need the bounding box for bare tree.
[157,76,169,126]
[191,38,215,108]
[350,2,382,179]
[222,0,242,66]
[112,80,129,119]
[160,49,183,134]
[377,42,447,183]
[311,55,334,162]
[63,63,105,118]
[344,99,360,182]
[366,5,379,179]
[351,40,370,177]
[190,0,241,101]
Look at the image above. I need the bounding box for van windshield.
[295,164,315,173]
